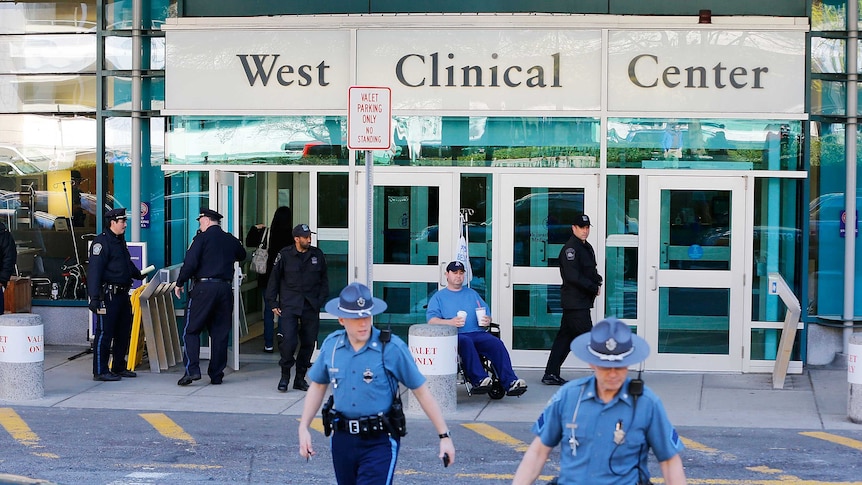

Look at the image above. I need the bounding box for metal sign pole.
[366,150,373,290]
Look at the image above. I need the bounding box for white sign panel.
[357,29,602,111]
[348,86,392,150]
[0,325,44,363]
[165,30,351,113]
[608,30,806,113]
[409,334,457,375]
[850,342,862,385]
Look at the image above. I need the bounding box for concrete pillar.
[849,334,862,423]
[0,313,44,401]
[407,324,458,414]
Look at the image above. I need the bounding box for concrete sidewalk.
[1,345,858,431]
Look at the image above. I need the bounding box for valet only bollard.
[848,333,862,424]
[407,324,458,414]
[0,313,44,401]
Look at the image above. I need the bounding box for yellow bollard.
[127,284,147,371]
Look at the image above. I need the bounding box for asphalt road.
[1,407,861,484]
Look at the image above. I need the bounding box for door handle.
[504,263,512,288]
[440,262,447,287]
[662,242,669,265]
[541,240,547,263]
[650,265,657,291]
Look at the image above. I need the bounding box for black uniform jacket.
[87,229,143,300]
[177,225,247,286]
[265,244,328,315]
[0,222,16,285]
[558,234,602,310]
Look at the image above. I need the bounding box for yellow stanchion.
[127,284,147,371]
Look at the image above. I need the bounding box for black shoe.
[177,374,201,386]
[278,377,289,392]
[293,379,309,392]
[93,373,121,382]
[210,377,223,385]
[541,374,567,386]
[113,370,137,378]
[263,346,274,353]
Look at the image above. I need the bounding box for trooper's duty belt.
[196,278,230,284]
[103,283,130,294]
[333,414,389,437]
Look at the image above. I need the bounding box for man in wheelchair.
[426,261,527,397]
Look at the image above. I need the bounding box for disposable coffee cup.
[456,310,467,320]
[476,307,487,326]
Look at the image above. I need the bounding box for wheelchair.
[457,322,507,400]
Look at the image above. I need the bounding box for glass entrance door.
[213,170,242,370]
[645,176,746,371]
[497,174,599,367]
[369,172,455,335]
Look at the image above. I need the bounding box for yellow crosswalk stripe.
[461,422,530,452]
[800,431,862,451]
[139,413,196,445]
[0,407,39,447]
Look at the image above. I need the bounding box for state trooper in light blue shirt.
[298,282,456,485]
[513,317,687,485]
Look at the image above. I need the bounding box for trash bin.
[849,333,862,424]
[407,324,458,414]
[0,313,44,401]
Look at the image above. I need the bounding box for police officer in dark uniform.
[0,220,17,315]
[542,213,602,386]
[87,208,143,381]
[266,223,328,392]
[174,209,246,386]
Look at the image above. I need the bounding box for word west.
[411,345,438,366]
[236,55,331,87]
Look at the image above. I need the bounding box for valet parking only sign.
[348,86,391,150]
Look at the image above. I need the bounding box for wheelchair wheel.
[488,380,506,400]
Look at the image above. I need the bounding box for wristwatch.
[438,430,451,439]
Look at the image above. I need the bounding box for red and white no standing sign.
[348,86,391,150]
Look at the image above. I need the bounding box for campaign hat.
[325,282,388,319]
[571,317,650,368]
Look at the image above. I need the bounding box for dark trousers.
[278,301,320,376]
[92,292,133,375]
[182,281,233,380]
[331,431,400,485]
[459,331,518,387]
[544,309,593,376]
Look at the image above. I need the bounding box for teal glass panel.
[605,246,638,319]
[167,116,348,166]
[606,175,639,236]
[165,170,208,267]
[318,173,349,228]
[318,239,348,300]
[460,173,492,302]
[387,116,599,168]
[512,283,561,350]
[751,178,803,322]
[0,74,96,113]
[660,189,732,271]
[608,118,803,171]
[513,187,584,267]
[750,328,802,361]
[372,282,439,341]
[810,80,846,116]
[104,76,164,110]
[105,0,174,30]
[658,287,729,354]
[811,0,848,32]
[373,185,438,264]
